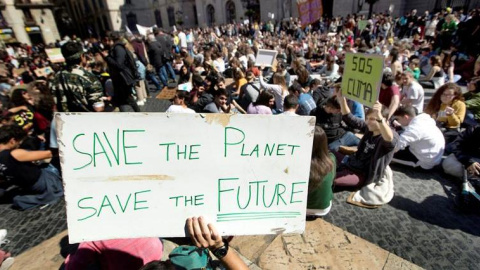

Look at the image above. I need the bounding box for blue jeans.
[159,62,176,86]
[147,70,163,90]
[464,110,478,127]
[329,132,361,152]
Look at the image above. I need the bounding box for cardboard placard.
[34,66,53,78]
[56,113,315,243]
[297,0,323,26]
[341,53,384,108]
[45,48,65,63]
[156,87,177,100]
[357,20,369,32]
[255,49,278,67]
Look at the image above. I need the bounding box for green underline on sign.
[216,215,299,222]
[217,211,301,216]
[216,211,301,222]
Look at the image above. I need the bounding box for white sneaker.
[0,230,6,244]
[137,101,145,106]
[0,257,14,270]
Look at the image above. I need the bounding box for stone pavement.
[1,88,480,269]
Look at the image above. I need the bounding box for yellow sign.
[341,53,384,108]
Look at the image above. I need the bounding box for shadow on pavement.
[389,194,480,237]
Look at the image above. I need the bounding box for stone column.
[3,0,30,44]
[31,9,60,44]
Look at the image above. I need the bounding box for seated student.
[419,55,445,90]
[203,89,231,113]
[379,72,400,120]
[238,71,259,111]
[425,83,466,144]
[247,90,274,115]
[335,92,397,207]
[288,82,316,116]
[463,77,480,126]
[392,106,445,169]
[443,125,480,179]
[307,126,336,217]
[406,57,421,80]
[310,79,330,105]
[0,125,62,210]
[282,94,299,115]
[189,74,213,113]
[400,71,425,113]
[65,238,163,270]
[311,97,360,152]
[166,90,195,113]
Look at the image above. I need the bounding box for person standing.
[154,28,176,85]
[102,31,140,112]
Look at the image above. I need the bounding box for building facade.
[0,0,61,46]
[54,0,480,39]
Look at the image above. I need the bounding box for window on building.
[167,6,175,26]
[126,0,132,5]
[97,0,104,9]
[154,9,163,27]
[206,4,215,26]
[126,12,138,32]
[193,5,198,25]
[22,9,34,23]
[226,1,236,23]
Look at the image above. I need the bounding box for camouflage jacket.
[51,65,103,112]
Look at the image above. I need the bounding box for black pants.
[394,147,419,163]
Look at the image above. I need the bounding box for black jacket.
[147,41,164,69]
[451,126,480,167]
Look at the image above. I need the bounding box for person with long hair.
[419,55,444,89]
[425,82,466,144]
[318,54,340,82]
[387,47,402,76]
[178,63,191,84]
[247,90,274,115]
[259,70,288,113]
[307,126,336,217]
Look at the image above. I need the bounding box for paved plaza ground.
[1,88,479,269]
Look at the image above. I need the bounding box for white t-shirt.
[402,81,425,113]
[166,105,195,113]
[178,32,187,48]
[397,113,445,169]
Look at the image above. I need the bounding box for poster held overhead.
[341,53,384,108]
[255,49,278,67]
[45,48,65,63]
[56,113,315,243]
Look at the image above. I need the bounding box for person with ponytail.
[307,126,336,217]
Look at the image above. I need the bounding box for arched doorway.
[206,4,215,26]
[226,1,236,23]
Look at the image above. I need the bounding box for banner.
[136,24,156,37]
[341,53,384,108]
[297,0,323,26]
[56,113,315,243]
[357,20,368,32]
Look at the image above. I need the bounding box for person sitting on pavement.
[237,71,259,111]
[425,82,466,145]
[442,125,480,179]
[189,74,213,113]
[203,88,231,113]
[400,71,425,113]
[392,106,445,170]
[282,94,299,116]
[258,70,288,114]
[0,125,63,210]
[65,238,163,270]
[247,90,274,115]
[288,81,316,116]
[334,90,398,207]
[463,77,480,126]
[310,78,330,105]
[379,72,401,120]
[307,126,336,217]
[166,90,195,114]
[268,59,291,86]
[310,96,360,152]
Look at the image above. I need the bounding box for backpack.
[113,43,141,86]
[169,246,213,270]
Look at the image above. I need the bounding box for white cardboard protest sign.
[56,113,315,243]
[255,49,278,67]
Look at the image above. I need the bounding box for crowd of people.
[1,6,480,269]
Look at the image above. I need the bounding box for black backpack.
[113,43,140,86]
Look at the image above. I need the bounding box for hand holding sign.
[372,101,384,120]
[187,216,223,250]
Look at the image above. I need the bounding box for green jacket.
[464,92,480,120]
[307,153,336,211]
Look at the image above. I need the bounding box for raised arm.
[11,149,52,162]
